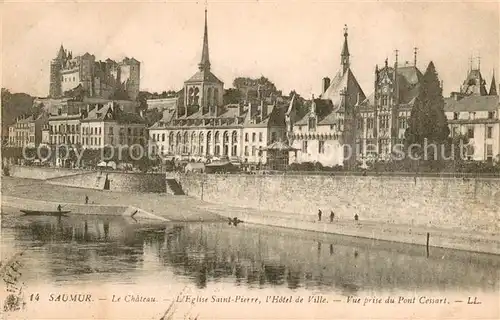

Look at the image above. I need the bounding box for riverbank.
[2,177,499,254]
[1,177,223,222]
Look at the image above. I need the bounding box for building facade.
[79,102,147,150]
[445,67,499,162]
[7,114,48,148]
[49,45,140,101]
[287,26,365,167]
[148,10,286,166]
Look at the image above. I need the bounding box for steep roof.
[444,95,499,112]
[185,69,223,84]
[489,73,497,96]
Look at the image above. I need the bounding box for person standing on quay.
[330,211,335,223]
[318,209,322,222]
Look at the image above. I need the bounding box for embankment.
[2,195,168,222]
[8,166,166,193]
[179,174,500,234]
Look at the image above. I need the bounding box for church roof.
[461,69,488,96]
[185,69,223,84]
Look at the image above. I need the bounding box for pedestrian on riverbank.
[85,195,89,204]
[354,213,359,221]
[318,209,322,222]
[330,211,334,222]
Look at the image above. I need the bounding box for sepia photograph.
[1,1,499,319]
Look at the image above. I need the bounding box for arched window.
[206,131,212,155]
[176,132,181,146]
[207,88,212,106]
[232,131,237,144]
[215,131,220,144]
[223,131,229,144]
[188,87,194,105]
[232,145,237,156]
[199,132,204,144]
[194,87,200,105]
[213,88,219,105]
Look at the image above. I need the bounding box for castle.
[49,45,140,101]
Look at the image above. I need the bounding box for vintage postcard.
[1,1,499,319]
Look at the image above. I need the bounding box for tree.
[405,61,450,150]
[223,88,242,105]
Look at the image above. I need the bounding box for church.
[148,9,287,167]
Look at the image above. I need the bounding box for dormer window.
[308,117,317,131]
[453,112,459,120]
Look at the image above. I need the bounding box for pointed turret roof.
[341,25,349,58]
[56,44,66,60]
[198,9,210,71]
[489,72,497,96]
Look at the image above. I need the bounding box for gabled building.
[287,26,365,167]
[445,65,499,162]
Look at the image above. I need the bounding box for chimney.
[260,100,268,119]
[322,77,331,93]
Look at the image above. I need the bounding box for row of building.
[6,9,500,169]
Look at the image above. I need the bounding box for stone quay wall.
[8,166,166,193]
[178,174,500,234]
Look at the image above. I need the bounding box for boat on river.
[20,210,71,217]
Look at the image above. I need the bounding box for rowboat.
[20,210,71,217]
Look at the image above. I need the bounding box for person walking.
[318,209,322,222]
[330,211,335,223]
[57,204,62,212]
[85,195,89,204]
[354,213,359,221]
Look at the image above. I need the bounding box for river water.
[1,207,499,319]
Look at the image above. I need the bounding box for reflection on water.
[1,207,499,294]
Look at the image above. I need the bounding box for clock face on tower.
[382,86,389,94]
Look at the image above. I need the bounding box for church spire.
[489,71,498,96]
[198,8,211,71]
[341,25,350,75]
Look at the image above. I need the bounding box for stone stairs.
[166,179,185,195]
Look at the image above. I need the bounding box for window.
[381,96,388,106]
[302,141,308,153]
[251,146,256,156]
[308,118,316,131]
[487,127,493,139]
[357,119,363,130]
[271,132,277,143]
[318,141,325,154]
[367,118,374,129]
[245,133,249,142]
[259,132,263,142]
[467,127,474,138]
[252,133,256,142]
[488,111,495,119]
[486,144,493,155]
[99,127,102,135]
[162,133,165,142]
[244,146,249,156]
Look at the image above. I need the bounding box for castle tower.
[49,45,66,98]
[341,25,350,75]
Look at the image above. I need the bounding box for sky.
[2,1,499,98]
